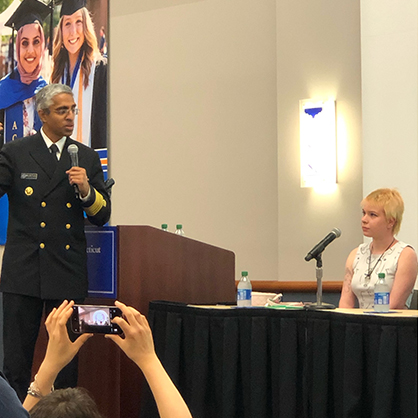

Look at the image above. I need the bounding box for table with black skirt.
[141,301,417,418]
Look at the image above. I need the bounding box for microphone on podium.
[67,144,80,198]
[305,228,341,262]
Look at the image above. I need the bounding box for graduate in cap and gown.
[51,0,107,150]
[0,0,51,246]
[0,0,51,144]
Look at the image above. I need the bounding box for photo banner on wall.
[0,0,109,244]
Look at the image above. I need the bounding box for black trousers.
[2,292,83,401]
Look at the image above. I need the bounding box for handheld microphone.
[67,144,79,198]
[305,228,341,261]
[68,144,79,167]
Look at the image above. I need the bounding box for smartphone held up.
[71,304,123,334]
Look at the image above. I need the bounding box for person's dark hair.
[29,387,103,418]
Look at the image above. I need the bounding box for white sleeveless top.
[351,241,413,309]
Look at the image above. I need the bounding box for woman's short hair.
[362,188,404,235]
[29,387,103,418]
[36,83,73,112]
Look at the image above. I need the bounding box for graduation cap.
[5,0,51,31]
[56,0,87,17]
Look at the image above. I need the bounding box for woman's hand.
[106,302,193,418]
[105,301,156,368]
[43,300,92,373]
[23,301,92,411]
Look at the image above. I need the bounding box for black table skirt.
[141,302,417,418]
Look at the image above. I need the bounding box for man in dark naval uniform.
[0,83,111,400]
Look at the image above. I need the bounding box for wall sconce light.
[299,99,336,188]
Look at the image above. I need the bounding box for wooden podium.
[78,225,236,418]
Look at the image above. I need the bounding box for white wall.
[110,0,279,280]
[276,0,363,281]
[109,0,363,282]
[361,0,418,285]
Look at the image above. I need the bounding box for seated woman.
[339,188,417,309]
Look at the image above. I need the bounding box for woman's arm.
[22,301,91,411]
[106,301,193,418]
[389,246,417,309]
[339,248,358,308]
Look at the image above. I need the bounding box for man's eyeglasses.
[54,108,79,116]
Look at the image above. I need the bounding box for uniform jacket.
[0,132,111,299]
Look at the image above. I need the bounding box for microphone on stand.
[305,228,341,262]
[304,227,341,310]
[67,144,79,198]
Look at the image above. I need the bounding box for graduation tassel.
[49,0,54,56]
[11,27,15,75]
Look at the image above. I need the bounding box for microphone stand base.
[305,302,336,310]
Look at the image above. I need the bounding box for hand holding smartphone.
[71,304,123,334]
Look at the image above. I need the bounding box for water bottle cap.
[378,273,385,278]
[161,224,168,229]
[241,271,248,276]
[176,224,183,229]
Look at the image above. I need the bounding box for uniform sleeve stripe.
[84,189,106,217]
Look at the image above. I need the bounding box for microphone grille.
[68,144,78,155]
[332,227,342,238]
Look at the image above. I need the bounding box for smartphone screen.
[71,305,123,334]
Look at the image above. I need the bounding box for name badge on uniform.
[21,173,38,180]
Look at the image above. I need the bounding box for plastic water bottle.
[161,224,169,232]
[175,224,185,236]
[374,272,390,312]
[237,271,252,307]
